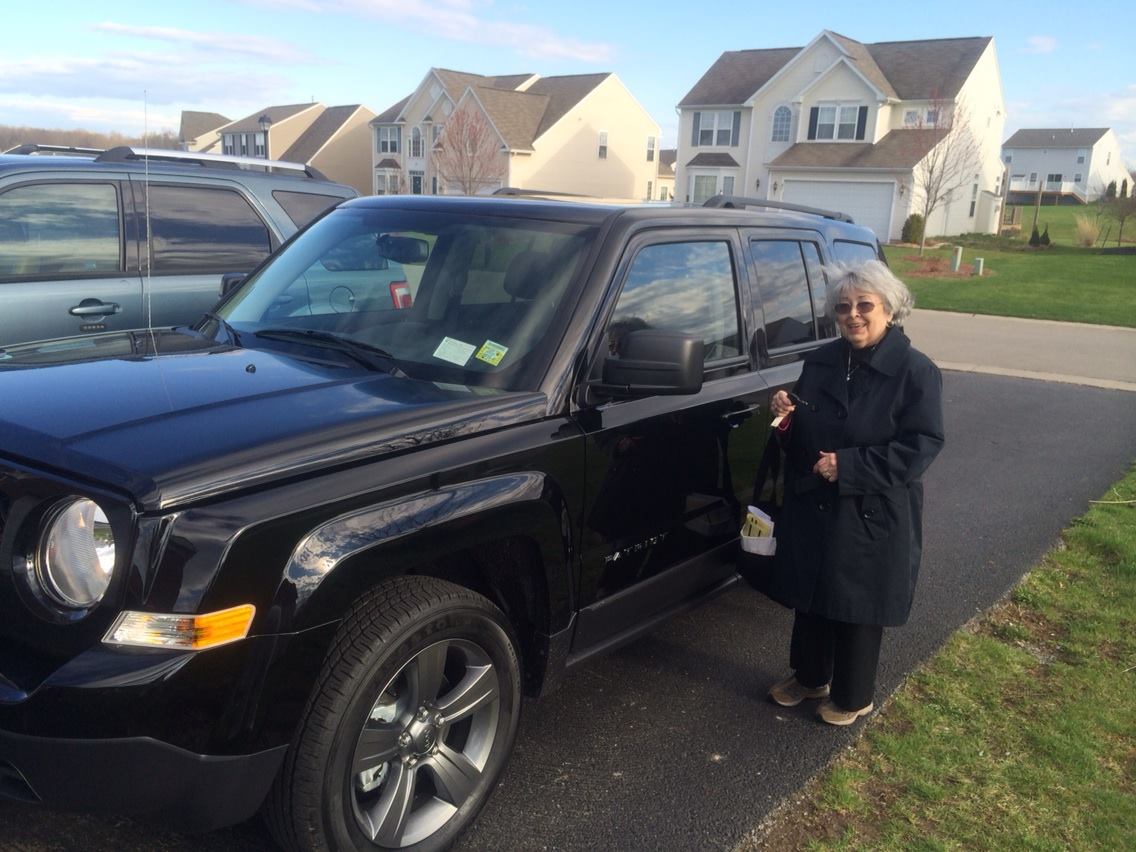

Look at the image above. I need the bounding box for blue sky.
[3,0,1133,166]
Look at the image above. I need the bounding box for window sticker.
[475,340,508,366]
[433,336,476,366]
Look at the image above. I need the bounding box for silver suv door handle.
[69,300,122,317]
[721,403,761,427]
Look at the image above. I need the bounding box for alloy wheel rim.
[349,638,502,847]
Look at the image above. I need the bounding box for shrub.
[1040,225,1051,246]
[1122,179,1129,199]
[1074,214,1100,247]
[901,213,925,244]
[1029,225,1041,246]
[1106,180,1118,198]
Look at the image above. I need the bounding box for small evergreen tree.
[1040,224,1051,245]
[1029,225,1041,246]
[901,213,925,244]
[1121,179,1129,199]
[1106,180,1118,198]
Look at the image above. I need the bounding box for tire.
[267,576,522,851]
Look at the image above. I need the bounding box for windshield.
[219,205,596,391]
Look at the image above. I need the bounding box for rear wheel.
[268,576,521,851]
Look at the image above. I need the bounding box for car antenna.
[142,90,156,354]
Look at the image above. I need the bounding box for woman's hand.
[813,451,838,482]
[771,390,796,418]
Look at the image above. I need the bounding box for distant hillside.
[0,124,180,153]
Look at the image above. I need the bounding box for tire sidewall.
[321,600,521,852]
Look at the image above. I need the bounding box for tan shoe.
[816,699,874,726]
[768,675,831,707]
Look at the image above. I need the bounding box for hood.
[0,337,546,509]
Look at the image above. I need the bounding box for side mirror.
[220,272,247,297]
[599,329,704,396]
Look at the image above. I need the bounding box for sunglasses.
[834,300,879,316]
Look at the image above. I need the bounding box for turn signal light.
[103,604,256,650]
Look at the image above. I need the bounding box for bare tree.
[433,105,506,196]
[1100,193,1136,246]
[909,97,983,255]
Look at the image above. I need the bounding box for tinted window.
[272,190,344,229]
[146,185,271,273]
[832,240,879,264]
[0,183,120,278]
[750,240,818,349]
[609,241,740,362]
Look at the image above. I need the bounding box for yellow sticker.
[475,340,508,366]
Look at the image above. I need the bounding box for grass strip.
[741,466,1136,851]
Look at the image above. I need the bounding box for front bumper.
[0,728,286,832]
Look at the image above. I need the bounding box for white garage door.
[781,180,893,241]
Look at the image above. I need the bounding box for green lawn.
[1002,203,1129,248]
[887,244,1136,327]
[744,467,1136,851]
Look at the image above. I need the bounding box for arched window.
[771,106,791,142]
[411,127,423,158]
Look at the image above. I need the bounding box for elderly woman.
[764,259,945,725]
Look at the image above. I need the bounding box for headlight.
[35,498,116,609]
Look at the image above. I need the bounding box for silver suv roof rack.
[4,143,104,156]
[703,194,853,223]
[95,146,328,181]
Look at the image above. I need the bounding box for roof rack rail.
[93,146,329,181]
[4,143,104,157]
[492,186,588,198]
[702,194,853,223]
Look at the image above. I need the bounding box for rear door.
[0,178,142,345]
[129,179,276,328]
[571,227,771,650]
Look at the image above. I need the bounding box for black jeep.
[0,194,880,850]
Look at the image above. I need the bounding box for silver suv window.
[0,183,121,277]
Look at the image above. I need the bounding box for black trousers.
[790,610,883,711]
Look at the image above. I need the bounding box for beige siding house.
[371,68,663,200]
[178,111,230,153]
[195,103,377,195]
[676,31,1006,241]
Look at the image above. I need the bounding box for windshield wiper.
[254,328,408,377]
[202,312,243,347]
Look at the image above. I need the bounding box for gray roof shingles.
[769,129,940,170]
[224,103,318,133]
[282,105,361,163]
[179,111,230,142]
[686,152,740,167]
[1003,128,1109,148]
[680,34,992,107]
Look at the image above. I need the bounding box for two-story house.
[370,68,663,200]
[184,103,377,195]
[676,31,1006,241]
[1002,128,1130,204]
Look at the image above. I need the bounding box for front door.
[572,230,771,649]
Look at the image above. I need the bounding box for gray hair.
[823,259,914,325]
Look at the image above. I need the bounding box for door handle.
[721,403,761,427]
[69,300,122,317]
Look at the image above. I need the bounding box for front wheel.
[268,576,522,851]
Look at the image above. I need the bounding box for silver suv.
[0,145,357,347]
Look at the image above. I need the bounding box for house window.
[771,106,791,142]
[722,176,735,196]
[925,108,940,125]
[647,180,653,199]
[410,127,424,159]
[904,110,918,126]
[1106,152,1111,165]
[1076,153,1085,164]
[254,132,266,158]
[378,126,400,154]
[238,134,248,156]
[969,182,978,217]
[815,106,836,139]
[1029,172,1038,184]
[598,131,608,159]
[659,185,669,201]
[223,135,235,156]
[1047,173,1062,185]
[432,124,442,146]
[1004,154,1012,164]
[1074,173,1083,184]
[690,174,718,204]
[646,136,656,161]
[692,110,740,147]
[432,176,438,195]
[374,170,399,195]
[837,106,859,140]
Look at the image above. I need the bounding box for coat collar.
[803,327,911,408]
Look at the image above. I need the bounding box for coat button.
[862,509,875,519]
[818,502,830,512]
[836,410,847,420]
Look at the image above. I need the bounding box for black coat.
[763,328,945,626]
